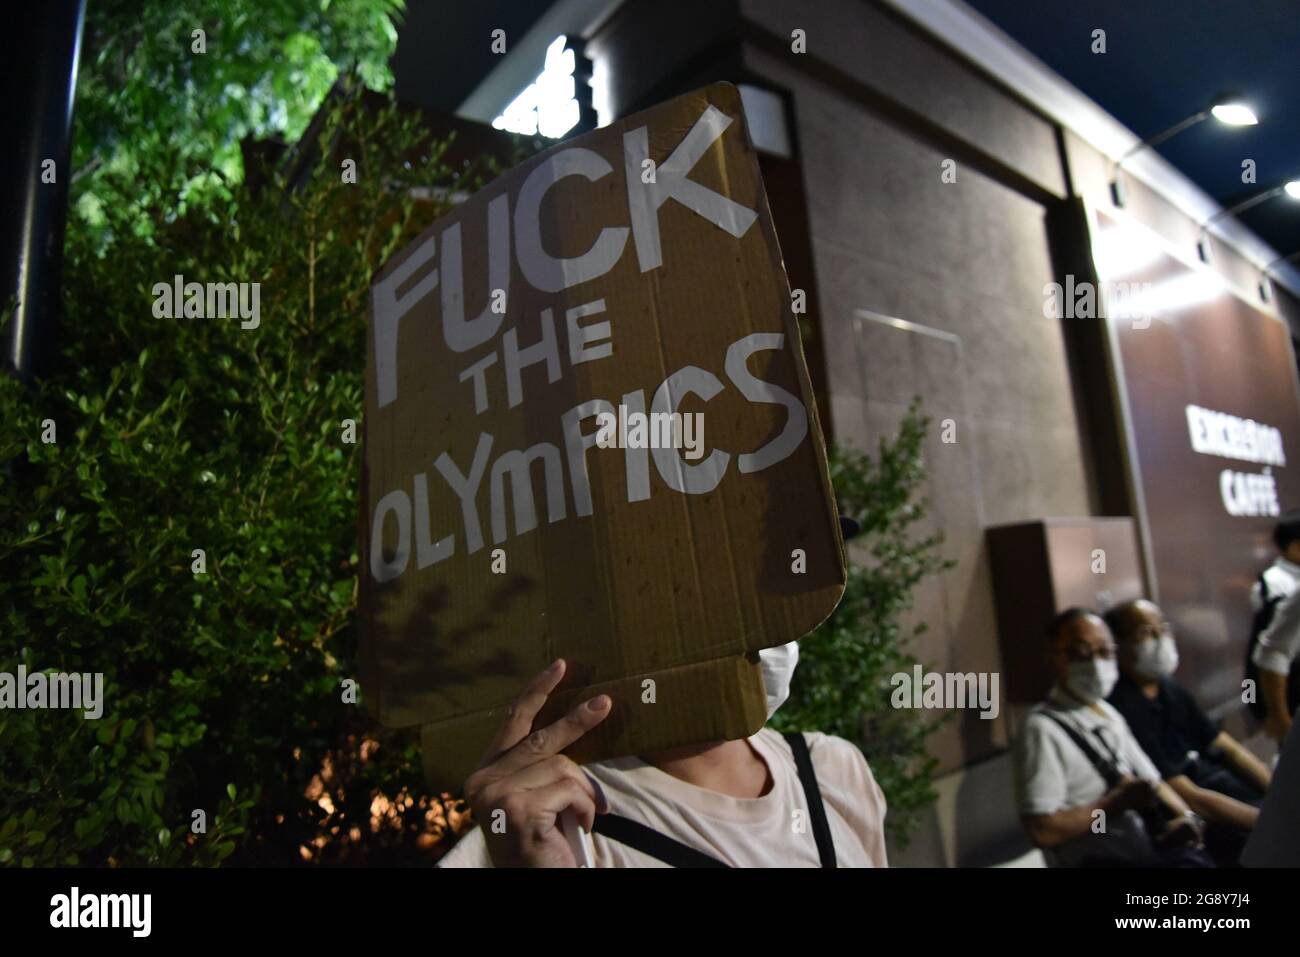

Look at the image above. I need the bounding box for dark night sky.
[967,0,1300,259]
[392,0,1300,260]
[391,0,548,113]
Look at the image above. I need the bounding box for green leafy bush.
[770,403,954,847]
[74,0,406,244]
[1,92,487,866]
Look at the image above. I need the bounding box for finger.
[526,779,599,835]
[482,659,568,762]
[493,693,612,777]
[477,756,600,818]
[498,755,601,807]
[482,767,609,817]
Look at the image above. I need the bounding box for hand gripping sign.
[359,83,845,788]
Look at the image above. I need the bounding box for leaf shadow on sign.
[363,562,543,722]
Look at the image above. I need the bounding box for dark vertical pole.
[2,0,87,384]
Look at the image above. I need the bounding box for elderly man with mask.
[437,638,889,867]
[1104,599,1271,866]
[1014,607,1211,867]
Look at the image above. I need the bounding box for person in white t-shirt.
[1250,510,1300,744]
[1014,607,1208,867]
[437,645,888,868]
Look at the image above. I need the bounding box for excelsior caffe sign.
[358,84,845,786]
[1185,404,1286,517]
[1098,208,1300,706]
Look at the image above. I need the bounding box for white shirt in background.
[1252,556,1300,676]
[1014,686,1162,867]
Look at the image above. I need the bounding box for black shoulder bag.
[1042,712,1211,867]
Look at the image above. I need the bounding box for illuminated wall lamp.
[1111,94,1259,208]
[1198,179,1300,265]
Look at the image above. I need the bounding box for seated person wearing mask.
[1250,509,1300,745]
[1014,608,1210,867]
[1106,599,1270,866]
[437,641,889,868]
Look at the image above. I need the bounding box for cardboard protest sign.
[359,82,845,788]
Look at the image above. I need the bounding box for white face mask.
[1132,635,1179,680]
[1067,657,1118,703]
[758,641,799,719]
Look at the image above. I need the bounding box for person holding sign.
[363,84,859,814]
[362,84,869,864]
[438,653,889,868]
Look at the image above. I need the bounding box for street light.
[1111,94,1259,207]
[1209,102,1260,127]
[1198,179,1300,263]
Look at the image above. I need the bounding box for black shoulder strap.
[589,735,839,868]
[1250,572,1283,645]
[784,732,837,868]
[590,813,729,868]
[1257,572,1283,617]
[1042,712,1122,789]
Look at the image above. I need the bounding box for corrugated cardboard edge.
[421,653,769,791]
[727,79,849,606]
